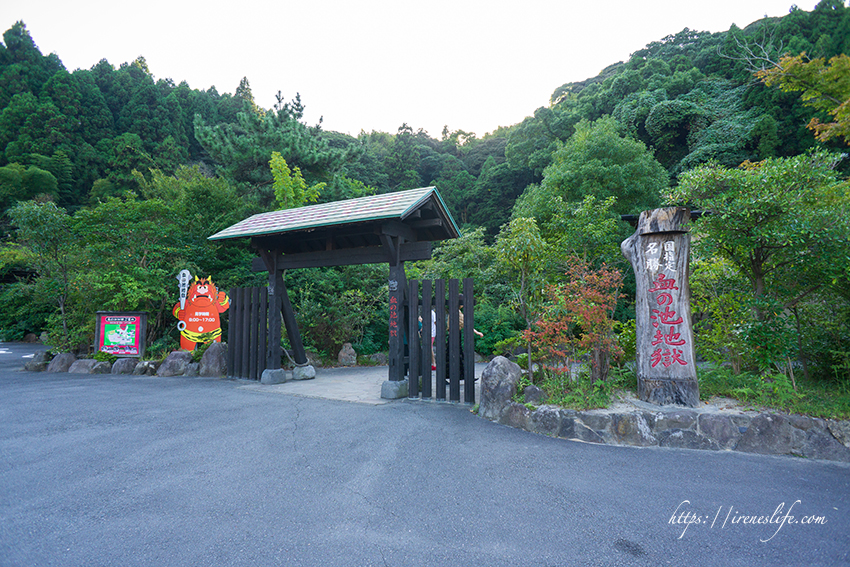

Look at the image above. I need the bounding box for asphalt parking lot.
[1,343,848,566]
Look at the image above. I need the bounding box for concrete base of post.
[381,378,409,399]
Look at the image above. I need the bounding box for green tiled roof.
[208,186,458,241]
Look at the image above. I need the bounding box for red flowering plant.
[525,256,624,388]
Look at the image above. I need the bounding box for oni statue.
[172,273,230,351]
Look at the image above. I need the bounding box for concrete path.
[241,363,486,405]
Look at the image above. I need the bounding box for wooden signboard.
[621,208,699,407]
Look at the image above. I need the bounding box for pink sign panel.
[95,312,147,357]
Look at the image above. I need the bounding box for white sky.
[0,0,824,138]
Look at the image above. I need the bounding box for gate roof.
[208,186,460,266]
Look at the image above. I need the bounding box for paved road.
[1,344,848,566]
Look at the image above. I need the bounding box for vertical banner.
[95,312,148,357]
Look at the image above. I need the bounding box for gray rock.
[577,411,612,433]
[133,360,159,376]
[31,351,52,364]
[827,420,850,449]
[369,352,389,365]
[185,362,200,377]
[523,384,547,405]
[23,333,39,343]
[479,356,522,421]
[529,406,561,436]
[292,365,316,381]
[24,361,49,372]
[68,359,112,374]
[47,353,77,373]
[381,378,408,399]
[111,358,137,374]
[653,409,697,432]
[571,420,606,444]
[261,368,290,385]
[500,402,530,430]
[199,342,227,377]
[612,413,657,446]
[658,429,720,451]
[156,351,194,377]
[558,414,576,439]
[698,414,742,450]
[737,414,797,455]
[338,343,357,366]
[798,427,850,462]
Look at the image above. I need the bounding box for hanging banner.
[95,312,148,357]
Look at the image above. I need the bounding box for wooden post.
[420,279,433,399]
[258,287,268,378]
[621,207,699,407]
[267,272,282,371]
[463,278,475,404]
[435,279,446,400]
[448,278,460,402]
[279,278,307,366]
[408,279,420,398]
[249,287,259,380]
[388,261,407,382]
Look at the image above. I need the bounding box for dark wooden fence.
[406,278,475,404]
[227,286,269,380]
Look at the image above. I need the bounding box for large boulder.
[47,353,77,373]
[68,359,112,374]
[199,342,227,377]
[479,356,522,421]
[157,351,194,377]
[112,358,137,374]
[338,343,357,366]
[133,360,159,376]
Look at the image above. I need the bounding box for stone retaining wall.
[480,356,850,463]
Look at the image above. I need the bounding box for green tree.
[494,217,551,375]
[535,116,667,215]
[668,151,850,377]
[757,53,850,144]
[270,151,325,209]
[7,201,79,347]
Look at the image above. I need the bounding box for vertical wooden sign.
[621,207,699,407]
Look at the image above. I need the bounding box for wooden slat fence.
[406,278,475,404]
[227,286,269,380]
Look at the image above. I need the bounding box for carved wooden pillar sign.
[388,262,407,382]
[621,207,699,407]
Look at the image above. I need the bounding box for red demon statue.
[173,273,230,351]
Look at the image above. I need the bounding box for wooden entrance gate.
[405,278,475,404]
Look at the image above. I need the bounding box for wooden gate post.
[621,207,699,407]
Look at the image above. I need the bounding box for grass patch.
[511,362,850,420]
[514,365,637,411]
[698,366,850,420]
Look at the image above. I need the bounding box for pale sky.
[0,0,824,138]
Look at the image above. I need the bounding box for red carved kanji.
[651,327,687,347]
[650,347,688,368]
[648,273,679,292]
[650,305,684,325]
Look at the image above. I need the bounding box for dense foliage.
[1,1,849,400]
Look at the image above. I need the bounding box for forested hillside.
[1,1,848,393]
